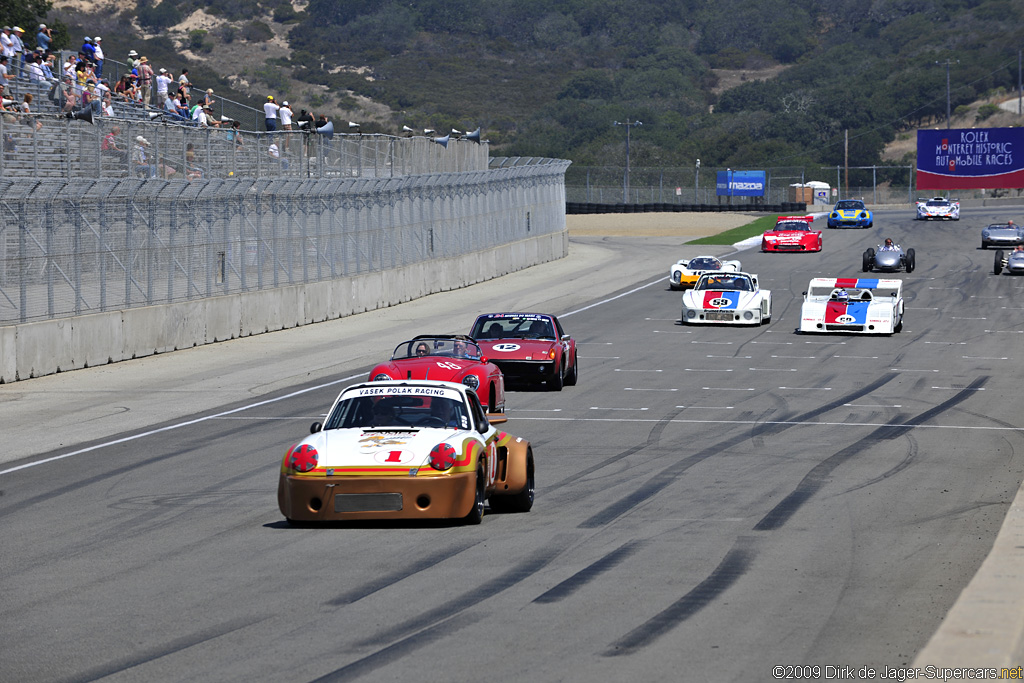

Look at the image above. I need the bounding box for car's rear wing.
[776,215,813,222]
[806,277,902,300]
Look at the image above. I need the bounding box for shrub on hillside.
[242,21,274,43]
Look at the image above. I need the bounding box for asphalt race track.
[2,206,1024,682]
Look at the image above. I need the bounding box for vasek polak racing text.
[772,664,1024,680]
[934,130,1012,168]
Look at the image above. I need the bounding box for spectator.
[10,27,24,77]
[101,125,127,163]
[137,56,153,107]
[268,141,289,171]
[36,24,51,53]
[102,94,113,117]
[178,68,191,98]
[49,74,75,112]
[41,54,56,80]
[0,55,9,83]
[185,143,203,180]
[80,37,95,63]
[92,36,104,78]
[225,119,244,148]
[26,53,45,81]
[133,136,156,177]
[296,108,315,154]
[0,83,16,124]
[204,104,220,127]
[1,28,13,59]
[279,100,293,151]
[191,102,210,127]
[126,49,138,70]
[202,87,215,108]
[156,68,173,104]
[21,92,41,132]
[264,95,279,131]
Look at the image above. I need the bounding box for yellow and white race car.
[278,380,534,525]
[669,255,741,290]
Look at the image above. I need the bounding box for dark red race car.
[469,313,578,390]
[368,335,506,413]
[761,215,822,252]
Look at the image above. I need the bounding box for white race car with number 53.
[681,271,772,325]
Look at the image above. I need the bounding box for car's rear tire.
[463,466,485,525]
[995,250,1005,275]
[862,250,873,272]
[906,248,916,273]
[564,353,578,386]
[489,450,534,513]
[894,317,903,333]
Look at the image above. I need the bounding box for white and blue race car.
[681,271,771,325]
[916,197,960,221]
[799,277,904,335]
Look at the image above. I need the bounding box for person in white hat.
[126,50,138,70]
[279,99,293,151]
[156,67,173,104]
[92,36,104,78]
[133,136,155,178]
[10,27,24,77]
[36,24,51,53]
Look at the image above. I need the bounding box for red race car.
[469,312,578,390]
[368,335,506,414]
[761,215,822,252]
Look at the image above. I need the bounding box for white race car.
[799,277,904,335]
[669,255,741,290]
[681,271,771,325]
[278,380,534,525]
[916,196,960,221]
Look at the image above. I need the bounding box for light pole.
[613,119,642,203]
[936,58,959,128]
[695,158,700,203]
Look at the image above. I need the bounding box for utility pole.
[844,129,848,198]
[936,59,959,128]
[613,119,642,203]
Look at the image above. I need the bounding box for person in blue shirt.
[36,25,51,53]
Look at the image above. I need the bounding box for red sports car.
[469,313,578,390]
[368,335,506,413]
[761,215,822,252]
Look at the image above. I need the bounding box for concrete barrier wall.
[0,230,568,383]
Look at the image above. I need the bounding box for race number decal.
[709,298,730,308]
[492,343,520,352]
[435,361,462,370]
[375,449,415,464]
[836,314,856,324]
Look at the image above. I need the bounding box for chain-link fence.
[565,165,1014,206]
[0,159,569,325]
[0,113,489,181]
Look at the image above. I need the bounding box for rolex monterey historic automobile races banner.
[917,127,1024,190]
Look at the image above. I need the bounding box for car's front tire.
[548,362,564,391]
[906,248,916,273]
[995,250,1005,275]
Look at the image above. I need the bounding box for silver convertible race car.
[681,271,772,325]
[862,240,916,273]
[993,248,1024,275]
[980,222,1024,250]
[799,278,904,335]
[669,255,741,290]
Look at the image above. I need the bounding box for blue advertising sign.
[716,170,766,197]
[917,127,1024,190]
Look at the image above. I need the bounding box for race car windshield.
[835,201,864,210]
[470,316,555,340]
[393,338,482,360]
[695,275,752,291]
[926,200,950,206]
[325,395,469,430]
[687,257,722,270]
[775,222,810,231]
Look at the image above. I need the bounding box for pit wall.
[0,230,567,383]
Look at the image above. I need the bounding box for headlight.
[429,443,456,471]
[743,311,754,320]
[686,309,696,319]
[462,375,480,390]
[372,373,391,381]
[983,230,989,237]
[830,213,838,218]
[286,443,319,473]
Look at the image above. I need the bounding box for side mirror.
[310,422,322,434]
[486,412,507,425]
[561,334,570,341]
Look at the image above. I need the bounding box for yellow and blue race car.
[827,199,873,229]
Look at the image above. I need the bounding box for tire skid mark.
[578,376,899,529]
[323,540,481,607]
[352,543,564,648]
[755,377,989,531]
[309,612,484,683]
[603,538,754,657]
[840,432,919,495]
[532,539,645,604]
[59,616,266,683]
